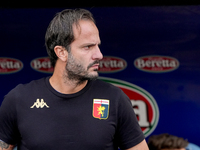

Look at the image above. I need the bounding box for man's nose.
[93,46,103,60]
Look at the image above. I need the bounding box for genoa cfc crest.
[93,99,110,119]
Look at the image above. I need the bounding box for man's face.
[65,20,103,82]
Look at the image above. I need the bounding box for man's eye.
[85,46,90,49]
[84,45,92,50]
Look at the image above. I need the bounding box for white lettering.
[145,60,151,67]
[100,60,125,68]
[136,59,145,68]
[136,58,177,68]
[162,60,169,67]
[0,62,6,68]
[155,61,161,67]
[13,62,20,68]
[32,60,41,69]
[117,61,124,68]
[109,60,117,67]
[169,60,176,67]
[32,60,51,69]
[0,61,21,69]
[131,100,149,127]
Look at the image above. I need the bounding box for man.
[148,133,188,150]
[0,9,149,150]
[148,133,200,150]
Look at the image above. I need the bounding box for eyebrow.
[81,42,101,47]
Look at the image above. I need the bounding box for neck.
[49,68,88,94]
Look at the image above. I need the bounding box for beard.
[65,52,99,84]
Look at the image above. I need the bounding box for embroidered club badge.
[93,99,110,119]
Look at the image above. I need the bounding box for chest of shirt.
[16,95,118,149]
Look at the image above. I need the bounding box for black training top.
[0,77,144,150]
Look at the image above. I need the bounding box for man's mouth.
[91,64,99,70]
[88,61,100,70]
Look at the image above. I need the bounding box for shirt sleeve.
[116,89,145,149]
[0,87,21,145]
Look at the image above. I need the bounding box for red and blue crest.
[93,99,110,119]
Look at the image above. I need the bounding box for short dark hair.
[148,133,189,150]
[45,8,95,67]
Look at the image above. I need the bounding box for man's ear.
[54,46,68,62]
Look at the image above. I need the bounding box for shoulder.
[4,77,48,99]
[90,79,129,101]
[92,78,121,91]
[91,79,124,95]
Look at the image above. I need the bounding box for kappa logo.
[30,99,49,108]
[93,99,109,119]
